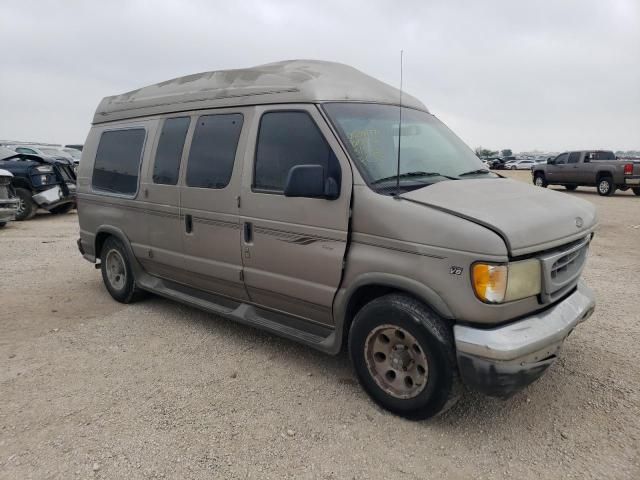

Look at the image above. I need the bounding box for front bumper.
[32,184,76,209]
[454,280,595,398]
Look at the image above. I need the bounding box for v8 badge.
[449,266,463,276]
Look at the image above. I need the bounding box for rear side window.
[16,147,37,154]
[568,152,580,164]
[153,117,190,185]
[254,111,340,192]
[186,114,243,189]
[92,128,146,195]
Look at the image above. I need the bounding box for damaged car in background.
[0,149,76,220]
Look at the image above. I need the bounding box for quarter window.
[153,117,190,185]
[92,128,146,195]
[254,111,340,193]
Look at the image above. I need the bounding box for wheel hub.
[364,325,429,399]
[105,249,126,290]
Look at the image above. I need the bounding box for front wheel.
[597,177,616,196]
[349,294,461,420]
[14,188,37,221]
[632,187,640,196]
[534,174,548,188]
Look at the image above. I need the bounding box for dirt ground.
[1,171,639,479]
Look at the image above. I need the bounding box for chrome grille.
[539,237,590,303]
[0,185,7,198]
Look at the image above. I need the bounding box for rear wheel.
[597,177,616,196]
[100,236,144,303]
[633,188,640,196]
[564,185,578,191]
[534,174,547,188]
[15,188,36,221]
[349,294,461,420]
[49,203,74,215]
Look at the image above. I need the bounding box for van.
[77,60,596,419]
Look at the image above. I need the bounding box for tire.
[597,176,616,196]
[100,236,144,303]
[632,188,640,196]
[348,294,461,420]
[510,166,516,170]
[564,185,578,191]
[14,188,37,221]
[49,203,74,215]
[0,222,6,228]
[533,173,548,188]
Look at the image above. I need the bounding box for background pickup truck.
[532,150,640,196]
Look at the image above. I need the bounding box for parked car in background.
[77,60,597,419]
[62,147,82,162]
[0,150,76,220]
[489,156,515,170]
[506,159,536,170]
[0,166,20,228]
[532,150,640,196]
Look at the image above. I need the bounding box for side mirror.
[284,164,338,200]
[583,157,590,163]
[547,159,554,165]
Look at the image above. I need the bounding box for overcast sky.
[1,0,638,151]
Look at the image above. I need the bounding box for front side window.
[186,114,243,189]
[323,103,491,193]
[92,128,146,195]
[555,153,569,165]
[153,117,190,185]
[254,111,340,193]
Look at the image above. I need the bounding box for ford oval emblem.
[575,217,584,228]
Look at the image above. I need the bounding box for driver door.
[238,105,353,325]
[547,152,569,183]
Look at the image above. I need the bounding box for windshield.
[324,103,491,191]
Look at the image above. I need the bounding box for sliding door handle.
[185,214,193,234]
[244,222,253,243]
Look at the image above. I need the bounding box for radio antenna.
[395,50,404,196]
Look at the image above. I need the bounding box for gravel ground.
[1,171,639,479]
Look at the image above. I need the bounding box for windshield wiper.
[371,171,457,185]
[458,168,491,177]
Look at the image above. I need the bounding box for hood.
[400,178,597,256]
[0,168,13,177]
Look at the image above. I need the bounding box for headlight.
[35,165,53,173]
[472,259,541,303]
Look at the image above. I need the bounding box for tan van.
[77,60,596,418]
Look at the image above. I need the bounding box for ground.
[1,171,639,479]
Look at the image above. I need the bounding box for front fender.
[334,272,455,324]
